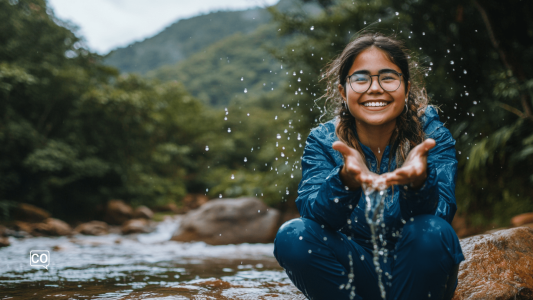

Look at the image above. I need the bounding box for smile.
[362,102,390,107]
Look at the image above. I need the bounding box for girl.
[274,33,464,300]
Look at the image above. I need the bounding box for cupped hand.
[382,138,436,189]
[332,141,380,191]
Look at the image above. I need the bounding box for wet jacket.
[296,106,458,251]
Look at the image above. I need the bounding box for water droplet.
[244,88,247,93]
[231,174,235,179]
[244,157,247,162]
[395,12,399,15]
[463,69,467,74]
[299,236,303,240]
[219,194,222,198]
[247,113,250,116]
[450,60,454,65]
[281,152,285,157]
[277,134,281,139]
[323,237,327,241]
[378,18,381,22]
[297,77,301,82]
[290,174,294,178]
[275,116,278,120]
[241,77,243,81]
[310,26,314,30]
[334,198,339,203]
[360,255,364,261]
[308,250,312,254]
[227,128,231,133]
[205,145,209,151]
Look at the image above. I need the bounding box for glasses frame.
[346,71,404,94]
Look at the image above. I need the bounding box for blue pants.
[274,215,464,300]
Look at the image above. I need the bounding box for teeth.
[363,102,388,107]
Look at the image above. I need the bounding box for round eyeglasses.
[347,71,403,93]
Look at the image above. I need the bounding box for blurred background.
[1,0,532,234]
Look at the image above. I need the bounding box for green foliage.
[269,0,533,227]
[104,8,272,74]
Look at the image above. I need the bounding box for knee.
[274,218,321,268]
[401,215,457,252]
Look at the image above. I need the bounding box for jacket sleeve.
[398,107,458,224]
[296,127,362,230]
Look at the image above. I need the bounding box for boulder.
[0,237,9,248]
[13,203,50,223]
[453,227,533,300]
[31,218,72,236]
[121,218,154,234]
[182,194,208,210]
[74,221,109,236]
[133,206,153,219]
[511,212,533,227]
[103,200,133,225]
[172,197,280,245]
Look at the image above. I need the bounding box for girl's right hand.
[332,141,379,191]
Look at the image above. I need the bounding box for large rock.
[103,200,133,225]
[31,218,72,236]
[511,212,533,227]
[74,221,109,236]
[453,227,533,300]
[121,218,154,234]
[172,197,280,245]
[133,206,153,219]
[0,237,9,248]
[13,203,50,223]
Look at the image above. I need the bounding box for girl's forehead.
[349,47,400,74]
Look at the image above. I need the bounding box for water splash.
[362,178,388,300]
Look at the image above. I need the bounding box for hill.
[103,8,272,74]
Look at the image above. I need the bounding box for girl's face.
[338,46,410,128]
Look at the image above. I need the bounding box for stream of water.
[0,217,304,299]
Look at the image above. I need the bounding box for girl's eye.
[352,75,369,82]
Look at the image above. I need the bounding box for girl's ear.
[338,84,347,101]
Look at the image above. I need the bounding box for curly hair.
[321,32,429,167]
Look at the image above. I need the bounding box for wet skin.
[334,46,435,191]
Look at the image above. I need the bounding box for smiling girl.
[274,33,464,300]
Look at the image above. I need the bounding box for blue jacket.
[296,106,458,251]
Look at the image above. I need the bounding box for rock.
[13,221,35,233]
[182,194,208,210]
[133,206,153,219]
[0,237,10,247]
[0,225,7,237]
[511,212,533,227]
[121,218,154,234]
[172,197,280,245]
[13,203,50,223]
[103,200,133,225]
[31,218,72,236]
[74,221,109,236]
[453,227,533,300]
[153,203,179,213]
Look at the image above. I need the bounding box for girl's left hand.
[382,139,436,189]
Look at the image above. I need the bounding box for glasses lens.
[349,73,371,93]
[379,72,401,91]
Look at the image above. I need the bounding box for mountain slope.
[104,8,272,74]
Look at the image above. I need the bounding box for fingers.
[417,138,436,156]
[332,141,354,157]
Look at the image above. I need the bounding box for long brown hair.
[321,32,429,167]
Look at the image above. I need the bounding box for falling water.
[362,178,388,300]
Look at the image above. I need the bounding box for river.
[0,217,304,299]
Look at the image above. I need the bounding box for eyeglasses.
[346,71,403,93]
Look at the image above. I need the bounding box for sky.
[47,0,280,55]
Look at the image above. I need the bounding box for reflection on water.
[0,217,304,299]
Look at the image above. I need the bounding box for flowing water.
[0,217,304,299]
[362,179,388,300]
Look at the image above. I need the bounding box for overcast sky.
[47,0,279,54]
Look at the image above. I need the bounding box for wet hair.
[321,32,429,166]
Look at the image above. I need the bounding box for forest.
[1,0,532,231]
